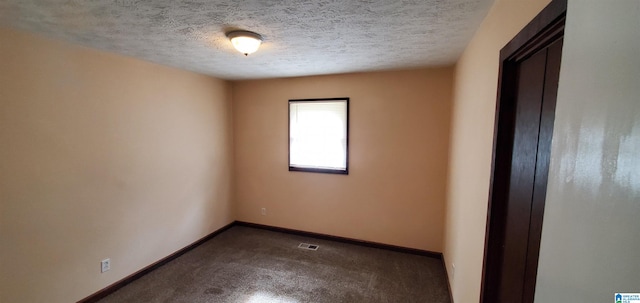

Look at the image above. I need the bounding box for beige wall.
[0,28,234,303]
[443,0,550,302]
[233,69,453,252]
[535,1,640,301]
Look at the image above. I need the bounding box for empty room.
[1,0,638,302]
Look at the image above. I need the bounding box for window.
[289,98,349,174]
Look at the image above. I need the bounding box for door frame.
[480,0,567,302]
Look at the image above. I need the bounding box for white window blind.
[289,99,348,174]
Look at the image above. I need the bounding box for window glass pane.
[289,99,348,173]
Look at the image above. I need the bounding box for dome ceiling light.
[226,30,263,56]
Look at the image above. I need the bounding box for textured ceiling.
[0,0,493,80]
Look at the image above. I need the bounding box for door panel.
[498,47,548,303]
[481,3,566,299]
[490,41,564,302]
[522,38,563,303]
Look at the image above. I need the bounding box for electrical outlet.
[101,258,111,273]
[261,208,266,215]
[452,263,456,278]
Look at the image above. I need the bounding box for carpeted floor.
[97,226,451,303]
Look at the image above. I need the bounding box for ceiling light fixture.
[226,30,263,56]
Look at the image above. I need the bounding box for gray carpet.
[97,226,451,303]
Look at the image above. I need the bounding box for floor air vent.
[298,243,319,251]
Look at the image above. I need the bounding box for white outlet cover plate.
[101,258,110,273]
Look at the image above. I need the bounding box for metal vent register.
[298,243,319,251]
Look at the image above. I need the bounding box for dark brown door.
[499,38,563,303]
[481,1,566,302]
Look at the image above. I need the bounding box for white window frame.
[288,97,349,175]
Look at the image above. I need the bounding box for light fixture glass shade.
[226,31,263,56]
